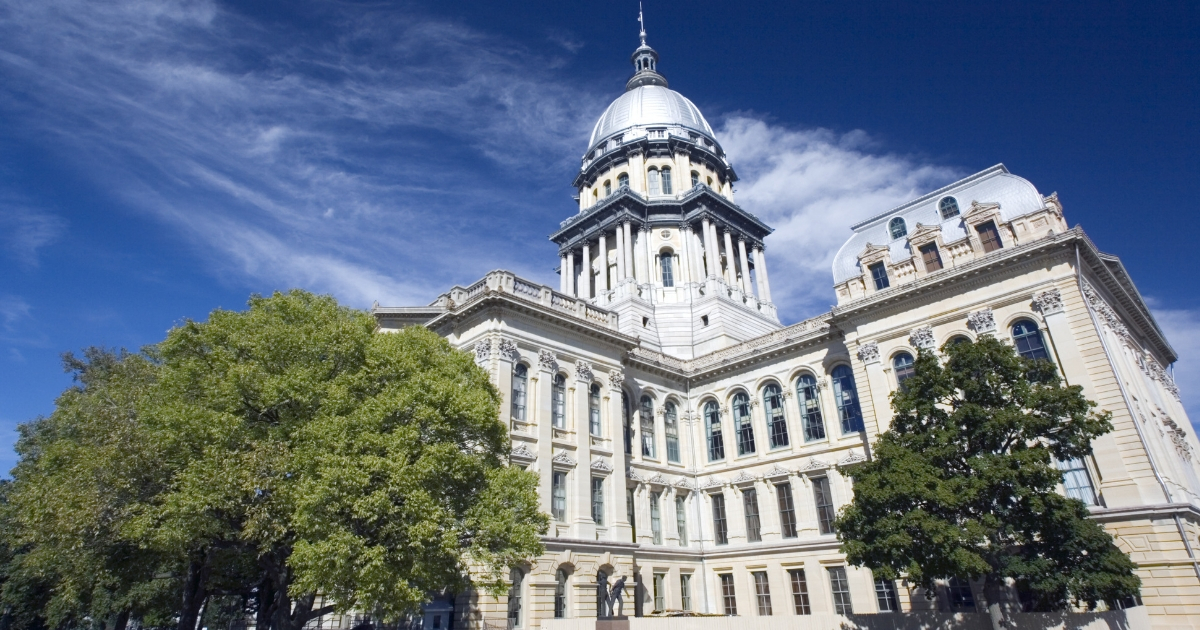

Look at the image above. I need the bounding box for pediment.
[907,222,942,245]
[964,201,1001,221]
[857,243,890,265]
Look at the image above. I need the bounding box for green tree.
[5,290,546,630]
[836,336,1139,620]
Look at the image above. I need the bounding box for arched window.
[704,401,724,461]
[796,374,826,441]
[660,252,674,287]
[604,180,612,197]
[554,569,568,618]
[589,384,602,437]
[640,395,656,458]
[733,392,755,456]
[1012,320,1050,361]
[831,365,864,434]
[511,364,528,421]
[664,402,680,463]
[552,374,566,429]
[939,196,960,219]
[949,335,972,346]
[622,391,632,455]
[661,167,673,194]
[648,168,661,195]
[763,384,789,449]
[508,568,525,628]
[893,353,915,388]
[888,217,907,239]
[691,171,700,187]
[618,173,629,189]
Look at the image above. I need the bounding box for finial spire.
[638,3,646,46]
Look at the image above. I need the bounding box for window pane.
[661,253,674,287]
[889,217,907,239]
[680,574,693,611]
[764,384,789,448]
[796,375,826,441]
[508,568,524,627]
[875,578,899,612]
[511,364,527,422]
[920,243,943,271]
[977,221,1002,252]
[789,570,812,615]
[1057,458,1098,505]
[712,494,728,545]
[552,374,566,429]
[813,477,835,535]
[743,488,762,543]
[733,393,755,455]
[832,366,864,434]
[627,488,636,542]
[653,573,666,612]
[939,196,960,219]
[948,578,975,610]
[665,403,680,463]
[552,472,567,521]
[753,571,773,616]
[720,574,737,615]
[675,495,688,546]
[777,482,798,538]
[869,262,890,290]
[591,477,605,525]
[705,402,725,461]
[555,570,568,618]
[618,173,629,188]
[828,567,853,615]
[589,385,602,437]
[648,169,661,195]
[623,392,632,455]
[1012,320,1050,361]
[650,491,662,544]
[661,167,673,194]
[893,353,915,388]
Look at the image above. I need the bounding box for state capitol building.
[373,24,1200,630]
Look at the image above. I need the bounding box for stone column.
[565,251,576,296]
[753,247,771,303]
[560,253,569,293]
[623,222,635,281]
[701,217,715,278]
[737,238,752,295]
[598,232,609,293]
[615,226,627,282]
[535,359,555,518]
[678,224,694,285]
[692,228,706,281]
[580,241,592,300]
[609,371,632,542]
[634,226,648,284]
[721,230,736,285]
[573,366,595,539]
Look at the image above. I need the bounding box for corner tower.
[550,16,782,359]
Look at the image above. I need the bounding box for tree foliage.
[2,290,546,630]
[836,335,1140,611]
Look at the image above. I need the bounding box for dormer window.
[888,217,907,240]
[649,128,665,139]
[939,196,960,219]
[868,262,889,290]
[976,221,1002,252]
[919,243,943,271]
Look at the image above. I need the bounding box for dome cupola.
[627,9,667,91]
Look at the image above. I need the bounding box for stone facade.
[372,31,1200,630]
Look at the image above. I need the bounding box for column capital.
[679,223,692,232]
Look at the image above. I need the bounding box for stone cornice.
[574,134,737,189]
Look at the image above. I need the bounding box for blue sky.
[1,0,1197,472]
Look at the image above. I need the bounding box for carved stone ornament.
[700,476,726,489]
[1081,280,1134,346]
[510,443,535,462]
[731,471,757,486]
[590,458,613,473]
[857,342,880,364]
[538,350,558,371]
[626,466,647,482]
[1162,418,1194,461]
[909,326,936,351]
[802,458,829,471]
[551,451,577,467]
[646,473,668,486]
[1032,288,1064,316]
[838,452,868,468]
[608,370,625,389]
[674,477,697,490]
[473,339,492,364]
[498,339,520,361]
[967,308,997,335]
[575,360,594,383]
[764,465,791,479]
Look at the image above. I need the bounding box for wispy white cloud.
[0,198,66,268]
[0,296,31,333]
[718,116,962,318]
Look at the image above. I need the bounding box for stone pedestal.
[595,617,629,630]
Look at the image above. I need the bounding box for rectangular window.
[743,488,762,543]
[665,405,680,463]
[869,262,890,290]
[551,472,567,522]
[788,569,812,615]
[589,387,602,437]
[711,494,729,545]
[828,567,853,615]
[813,477,835,535]
[720,573,737,615]
[753,571,773,616]
[661,253,674,287]
[776,482,798,538]
[591,477,605,525]
[650,491,663,545]
[648,169,661,195]
[948,578,975,610]
[919,243,943,271]
[977,221,1003,253]
[653,573,666,612]
[627,488,637,543]
[675,496,688,546]
[875,578,899,612]
[680,574,693,611]
[1057,458,1098,506]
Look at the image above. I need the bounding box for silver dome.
[587,85,716,152]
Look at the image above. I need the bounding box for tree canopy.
[2,290,546,630]
[836,335,1140,612]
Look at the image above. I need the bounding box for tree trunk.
[178,553,211,630]
[981,576,1017,630]
[255,575,275,630]
[113,609,130,630]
